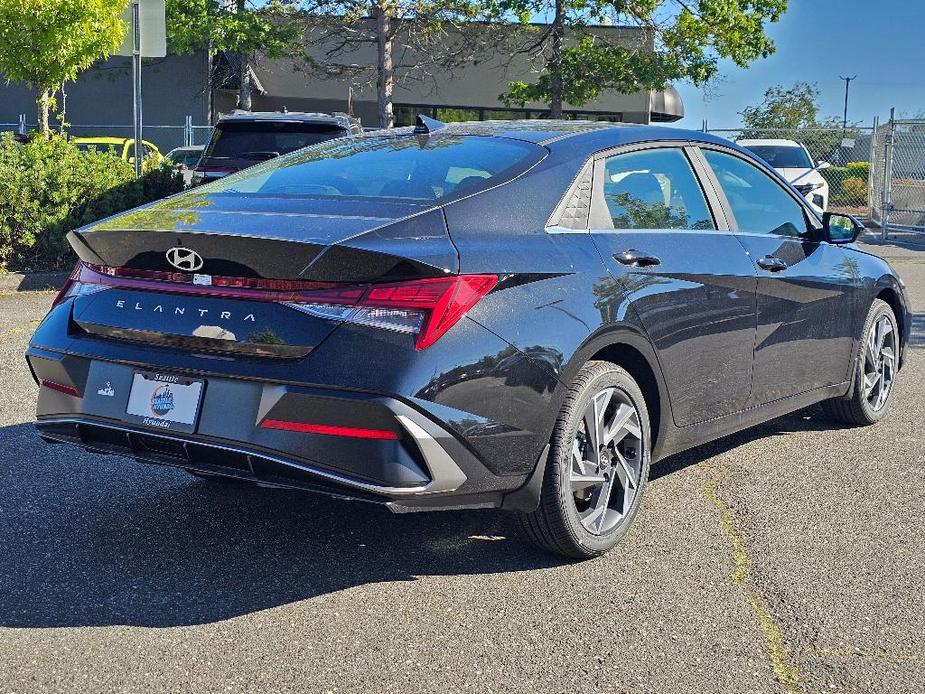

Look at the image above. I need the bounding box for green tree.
[738,81,856,161]
[166,0,303,110]
[739,81,822,130]
[306,0,504,128]
[0,0,127,136]
[501,0,788,119]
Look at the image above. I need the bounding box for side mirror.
[823,211,864,244]
[816,161,832,171]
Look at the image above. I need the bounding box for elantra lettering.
[115,300,255,322]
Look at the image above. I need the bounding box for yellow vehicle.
[72,137,163,170]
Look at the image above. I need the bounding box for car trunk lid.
[64,191,459,357]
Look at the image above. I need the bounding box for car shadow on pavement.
[0,405,891,630]
[0,423,564,629]
[911,312,925,348]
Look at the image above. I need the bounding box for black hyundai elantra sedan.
[27,118,910,558]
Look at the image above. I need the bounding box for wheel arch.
[844,278,909,400]
[561,326,673,461]
[874,282,907,357]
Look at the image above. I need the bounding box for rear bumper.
[27,348,527,512]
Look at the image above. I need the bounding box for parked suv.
[737,138,830,211]
[192,111,362,186]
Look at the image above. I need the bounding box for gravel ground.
[0,236,922,694]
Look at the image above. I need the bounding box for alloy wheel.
[570,388,643,535]
[863,313,897,412]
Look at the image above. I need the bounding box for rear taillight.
[285,275,498,349]
[52,263,109,306]
[56,262,497,350]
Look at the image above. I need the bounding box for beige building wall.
[219,21,671,127]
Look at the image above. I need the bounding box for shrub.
[844,161,870,179]
[820,161,871,207]
[0,133,183,272]
[840,177,869,206]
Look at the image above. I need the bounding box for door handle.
[756,255,788,272]
[613,249,661,267]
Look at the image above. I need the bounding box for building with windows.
[0,21,683,151]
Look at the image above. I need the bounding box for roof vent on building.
[414,114,445,135]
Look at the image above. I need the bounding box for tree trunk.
[235,0,252,111]
[376,1,394,129]
[237,53,253,111]
[37,89,51,138]
[549,0,564,119]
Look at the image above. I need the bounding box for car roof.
[217,110,355,126]
[73,137,127,144]
[72,137,158,146]
[736,138,802,147]
[373,119,740,156]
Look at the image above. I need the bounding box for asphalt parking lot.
[0,235,922,694]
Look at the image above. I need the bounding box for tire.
[518,360,651,559]
[822,299,899,426]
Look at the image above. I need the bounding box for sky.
[674,0,925,129]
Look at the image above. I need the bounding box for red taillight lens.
[366,275,498,349]
[51,263,83,307]
[290,275,498,349]
[40,379,81,397]
[260,419,399,440]
[53,262,363,303]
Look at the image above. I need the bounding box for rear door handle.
[613,249,661,267]
[756,255,788,272]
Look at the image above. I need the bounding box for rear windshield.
[741,145,813,169]
[205,121,346,160]
[167,148,202,166]
[207,134,544,200]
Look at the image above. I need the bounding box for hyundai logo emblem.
[166,247,204,272]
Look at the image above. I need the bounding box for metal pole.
[839,75,856,132]
[184,115,192,147]
[882,107,896,240]
[868,116,878,225]
[131,0,142,177]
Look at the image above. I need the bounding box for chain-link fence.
[705,126,876,218]
[869,114,925,235]
[0,115,214,154]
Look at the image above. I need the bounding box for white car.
[737,138,830,212]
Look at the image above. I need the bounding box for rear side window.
[703,149,808,237]
[601,148,715,230]
[205,122,346,160]
[208,134,544,201]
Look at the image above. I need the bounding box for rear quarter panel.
[442,154,674,461]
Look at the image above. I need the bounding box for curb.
[0,271,69,292]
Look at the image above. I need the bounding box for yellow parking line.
[702,475,804,694]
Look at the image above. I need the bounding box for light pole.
[840,75,857,132]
